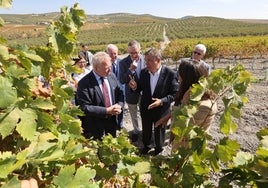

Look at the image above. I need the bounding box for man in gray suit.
[77,52,124,140]
[119,40,146,142]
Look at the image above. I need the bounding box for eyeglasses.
[193,51,202,56]
[129,51,139,55]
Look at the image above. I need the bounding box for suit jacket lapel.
[90,72,105,104]
[153,66,165,96]
[144,70,152,96]
[107,76,115,104]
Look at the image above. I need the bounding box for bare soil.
[209,58,268,153]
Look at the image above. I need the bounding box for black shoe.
[140,147,150,155]
[153,148,163,156]
[130,133,139,142]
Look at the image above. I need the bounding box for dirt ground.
[209,58,268,153]
[122,58,268,155]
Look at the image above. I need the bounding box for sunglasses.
[193,51,202,56]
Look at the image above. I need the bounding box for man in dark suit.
[77,52,124,140]
[119,40,146,142]
[106,44,124,130]
[129,48,179,155]
[78,44,94,71]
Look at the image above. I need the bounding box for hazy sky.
[0,0,267,19]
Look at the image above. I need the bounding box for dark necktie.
[112,63,117,76]
[84,52,89,64]
[100,77,111,107]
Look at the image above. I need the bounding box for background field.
[1,13,268,60]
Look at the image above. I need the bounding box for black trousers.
[141,113,166,150]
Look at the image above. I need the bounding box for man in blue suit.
[129,48,179,155]
[106,44,124,130]
[77,52,124,140]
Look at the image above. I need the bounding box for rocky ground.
[121,58,268,156]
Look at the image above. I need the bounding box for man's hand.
[107,103,122,116]
[128,75,137,90]
[129,60,137,71]
[148,98,162,110]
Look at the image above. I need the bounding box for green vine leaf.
[26,137,64,162]
[220,111,237,135]
[70,3,86,29]
[16,108,37,141]
[0,152,16,179]
[0,76,17,109]
[0,176,20,188]
[53,165,97,187]
[192,151,210,174]
[217,138,240,163]
[0,108,19,138]
[29,98,56,110]
[53,165,75,187]
[23,51,44,62]
[71,166,97,187]
[190,78,207,101]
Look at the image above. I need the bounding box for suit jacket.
[76,71,124,138]
[111,58,121,79]
[119,55,145,104]
[79,50,93,66]
[137,66,179,120]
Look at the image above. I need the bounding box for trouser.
[127,103,141,134]
[141,114,166,150]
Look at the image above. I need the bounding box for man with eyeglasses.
[188,43,211,74]
[119,40,146,142]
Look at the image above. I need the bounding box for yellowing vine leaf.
[134,161,151,174]
[260,136,268,150]
[233,151,254,166]
[30,98,56,110]
[23,52,44,62]
[0,0,12,8]
[0,44,9,60]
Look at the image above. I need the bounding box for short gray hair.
[92,52,111,67]
[128,40,141,49]
[194,44,206,54]
[106,44,118,52]
[144,48,162,60]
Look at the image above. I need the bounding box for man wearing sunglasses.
[190,44,211,74]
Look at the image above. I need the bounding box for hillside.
[1,12,268,24]
[0,13,268,48]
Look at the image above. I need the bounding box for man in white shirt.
[129,48,179,155]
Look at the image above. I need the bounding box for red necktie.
[100,77,111,107]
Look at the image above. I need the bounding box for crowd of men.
[70,41,214,156]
